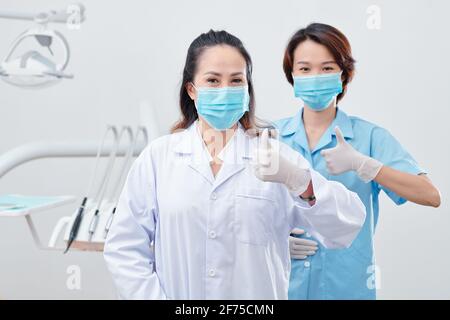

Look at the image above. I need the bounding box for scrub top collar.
[278,107,354,154]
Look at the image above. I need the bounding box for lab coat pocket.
[234,187,276,246]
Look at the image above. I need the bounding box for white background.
[0,0,448,299]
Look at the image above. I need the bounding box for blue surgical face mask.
[293,72,343,111]
[193,85,250,130]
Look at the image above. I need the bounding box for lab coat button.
[209,231,216,239]
[208,269,216,277]
[210,193,217,200]
[304,261,311,268]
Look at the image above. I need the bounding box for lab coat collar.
[173,121,251,159]
[279,107,354,154]
[173,121,252,188]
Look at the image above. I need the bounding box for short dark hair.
[283,23,356,102]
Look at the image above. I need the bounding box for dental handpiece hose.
[103,127,148,239]
[63,125,119,253]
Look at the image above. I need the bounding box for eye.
[207,78,219,83]
[323,66,335,72]
[299,67,310,72]
[231,78,244,84]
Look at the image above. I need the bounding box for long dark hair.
[283,23,356,103]
[171,30,258,133]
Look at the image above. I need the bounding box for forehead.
[293,39,335,63]
[196,45,247,73]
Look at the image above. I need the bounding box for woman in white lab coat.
[103,30,366,300]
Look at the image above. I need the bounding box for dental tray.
[0,194,76,217]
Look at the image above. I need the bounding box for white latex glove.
[320,126,383,183]
[289,228,318,260]
[252,129,311,195]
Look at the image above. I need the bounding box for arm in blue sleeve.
[370,126,426,205]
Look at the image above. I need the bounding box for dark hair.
[283,23,356,103]
[171,30,258,133]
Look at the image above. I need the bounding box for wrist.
[299,181,315,204]
[300,193,315,201]
[287,168,311,195]
[356,156,383,183]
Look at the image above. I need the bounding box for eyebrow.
[203,71,221,76]
[296,61,337,65]
[203,71,244,76]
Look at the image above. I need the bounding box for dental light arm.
[0,139,148,180]
[0,4,86,24]
[0,4,86,88]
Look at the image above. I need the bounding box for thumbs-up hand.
[320,126,383,182]
[252,129,311,195]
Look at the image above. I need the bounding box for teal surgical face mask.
[293,72,343,111]
[193,84,250,130]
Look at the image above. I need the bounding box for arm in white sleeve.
[103,145,166,300]
[287,169,366,249]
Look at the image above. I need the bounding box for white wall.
[0,0,448,299]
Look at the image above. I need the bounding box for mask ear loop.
[190,82,199,111]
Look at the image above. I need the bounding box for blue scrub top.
[274,108,425,300]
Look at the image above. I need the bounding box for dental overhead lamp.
[0,4,86,88]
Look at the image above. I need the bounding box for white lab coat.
[103,121,366,300]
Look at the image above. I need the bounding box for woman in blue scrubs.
[275,23,441,300]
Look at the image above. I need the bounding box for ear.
[186,82,197,101]
[340,70,345,82]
